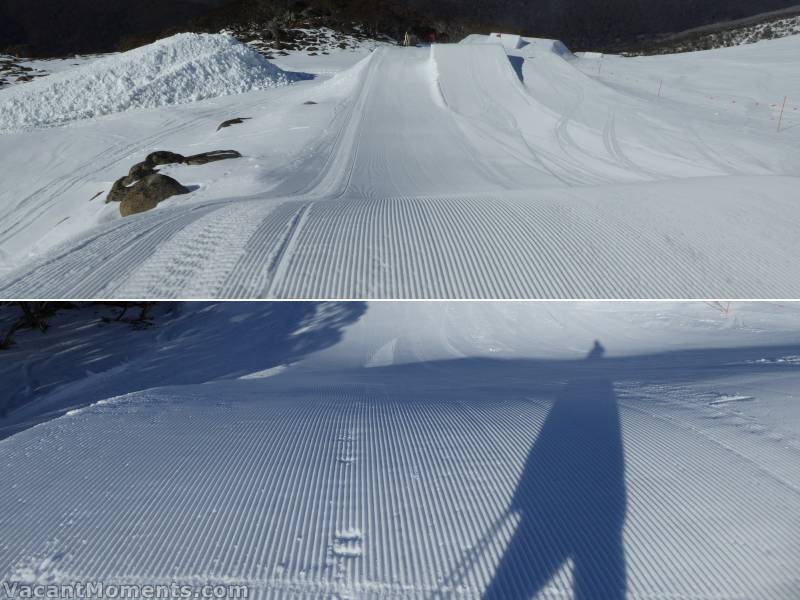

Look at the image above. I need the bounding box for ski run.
[1,302,800,598]
[0,34,799,298]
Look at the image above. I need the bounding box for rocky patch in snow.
[217,117,252,131]
[107,149,242,216]
[225,23,394,59]
[0,57,47,89]
[0,54,108,90]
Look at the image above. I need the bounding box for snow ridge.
[0,33,299,132]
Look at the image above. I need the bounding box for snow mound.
[0,33,299,132]
[460,33,573,58]
[489,33,524,50]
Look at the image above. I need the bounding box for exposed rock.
[124,161,157,185]
[217,117,251,131]
[0,59,47,88]
[183,150,242,165]
[106,149,242,215]
[145,151,186,167]
[117,174,190,217]
[136,149,243,167]
[106,178,130,204]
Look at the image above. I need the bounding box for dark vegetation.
[616,5,800,55]
[1,0,799,57]
[0,302,157,350]
[0,0,434,57]
[199,0,448,41]
[0,0,225,57]
[397,0,800,51]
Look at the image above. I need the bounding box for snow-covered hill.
[627,8,800,55]
[2,301,800,598]
[0,34,799,297]
[0,34,298,131]
[6,301,800,430]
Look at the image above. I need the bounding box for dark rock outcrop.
[125,161,157,184]
[106,148,242,216]
[183,150,242,165]
[145,151,186,167]
[217,117,251,131]
[115,174,190,217]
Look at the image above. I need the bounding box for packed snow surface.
[2,302,800,598]
[1,35,800,297]
[0,34,296,131]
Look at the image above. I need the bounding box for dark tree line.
[2,0,798,57]
[196,0,451,42]
[0,0,225,57]
[394,0,800,49]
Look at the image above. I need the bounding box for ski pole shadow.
[483,340,627,599]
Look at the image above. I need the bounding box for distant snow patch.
[746,355,800,365]
[238,364,290,379]
[366,338,398,367]
[708,394,755,406]
[0,33,301,132]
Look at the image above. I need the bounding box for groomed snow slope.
[1,302,800,598]
[1,37,799,297]
[0,34,297,131]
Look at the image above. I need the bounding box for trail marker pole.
[704,301,732,317]
[657,80,663,97]
[598,56,603,75]
[777,96,788,132]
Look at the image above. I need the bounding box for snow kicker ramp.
[2,45,800,298]
[2,352,799,598]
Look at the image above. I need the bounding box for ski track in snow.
[4,303,800,598]
[2,189,798,298]
[1,368,799,599]
[1,42,800,297]
[114,201,282,299]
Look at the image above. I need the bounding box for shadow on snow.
[0,301,367,439]
[332,340,800,599]
[483,340,626,599]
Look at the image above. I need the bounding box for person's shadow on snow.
[483,340,627,599]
